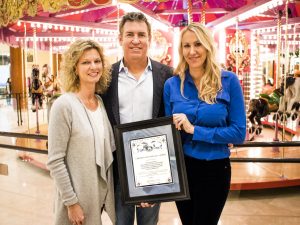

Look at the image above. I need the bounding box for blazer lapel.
[151,60,164,118]
[111,62,121,124]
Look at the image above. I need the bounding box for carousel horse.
[31,67,44,112]
[248,88,283,135]
[248,76,298,135]
[276,76,300,121]
[286,77,300,121]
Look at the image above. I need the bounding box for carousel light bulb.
[31,23,35,28]
[17,21,21,26]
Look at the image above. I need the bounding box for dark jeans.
[115,181,160,225]
[176,156,231,225]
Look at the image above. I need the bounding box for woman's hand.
[67,203,85,225]
[173,113,194,134]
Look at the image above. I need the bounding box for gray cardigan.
[47,93,115,225]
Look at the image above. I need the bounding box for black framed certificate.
[114,116,190,205]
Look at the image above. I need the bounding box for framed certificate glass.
[114,116,190,205]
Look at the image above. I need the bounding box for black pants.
[176,156,231,225]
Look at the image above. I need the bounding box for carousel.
[0,0,300,190]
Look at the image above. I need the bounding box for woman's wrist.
[188,125,195,134]
[67,203,79,209]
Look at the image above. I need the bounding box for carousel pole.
[49,38,53,97]
[49,39,53,76]
[274,10,283,141]
[45,38,53,120]
[201,0,207,25]
[282,0,290,142]
[187,0,193,24]
[24,23,30,131]
[33,25,37,65]
[293,24,296,55]
[235,19,239,77]
[56,51,59,91]
[22,23,30,161]
[22,23,27,127]
[33,25,40,134]
[92,29,95,40]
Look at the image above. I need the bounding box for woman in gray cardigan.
[47,39,115,225]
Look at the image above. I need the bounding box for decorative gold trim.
[91,0,112,5]
[67,0,91,9]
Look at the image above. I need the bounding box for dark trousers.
[115,181,160,225]
[176,156,231,225]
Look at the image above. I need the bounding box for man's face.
[119,21,151,61]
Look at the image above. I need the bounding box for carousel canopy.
[0,0,300,52]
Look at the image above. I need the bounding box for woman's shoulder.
[54,92,74,101]
[221,70,240,84]
[165,75,180,85]
[221,70,236,78]
[51,93,75,110]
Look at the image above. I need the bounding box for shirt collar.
[119,57,152,73]
[185,69,195,84]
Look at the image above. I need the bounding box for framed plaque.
[114,116,189,205]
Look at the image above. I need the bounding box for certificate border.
[114,116,190,205]
[130,134,173,188]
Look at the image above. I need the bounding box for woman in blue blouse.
[164,23,246,225]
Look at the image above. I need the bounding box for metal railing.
[0,131,299,163]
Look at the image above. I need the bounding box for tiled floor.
[1,98,300,225]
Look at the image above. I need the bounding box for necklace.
[77,94,98,111]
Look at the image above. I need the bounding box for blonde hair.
[60,39,111,94]
[174,23,222,104]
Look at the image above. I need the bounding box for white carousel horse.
[276,76,300,121]
[247,76,295,135]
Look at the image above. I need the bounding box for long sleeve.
[192,74,246,144]
[163,79,172,116]
[47,97,78,206]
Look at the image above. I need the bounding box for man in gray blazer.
[102,12,172,225]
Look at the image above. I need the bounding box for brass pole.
[235,20,239,76]
[274,10,283,141]
[187,0,193,24]
[201,0,207,25]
